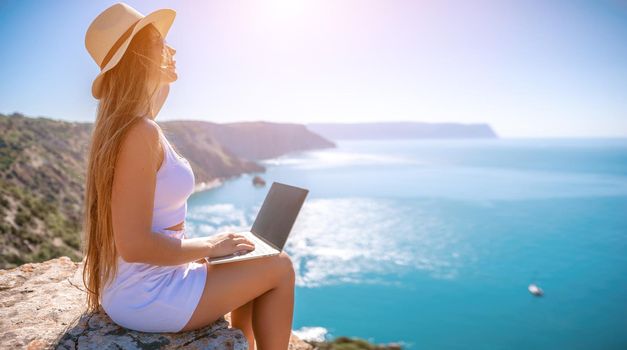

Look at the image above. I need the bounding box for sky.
[0,0,626,137]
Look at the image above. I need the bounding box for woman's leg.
[252,271,295,349]
[231,300,255,350]
[181,251,296,350]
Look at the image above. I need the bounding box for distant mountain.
[0,113,334,268]
[306,122,498,140]
[161,120,335,162]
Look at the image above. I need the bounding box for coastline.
[193,177,224,194]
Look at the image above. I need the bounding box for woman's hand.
[206,232,256,259]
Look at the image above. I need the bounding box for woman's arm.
[110,117,202,265]
[111,118,254,266]
[123,231,208,266]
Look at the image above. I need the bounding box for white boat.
[528,283,544,296]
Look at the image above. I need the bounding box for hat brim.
[91,8,176,99]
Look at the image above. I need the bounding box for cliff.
[160,120,336,161]
[0,113,334,269]
[0,257,313,350]
[306,122,498,140]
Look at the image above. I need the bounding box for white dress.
[101,130,207,332]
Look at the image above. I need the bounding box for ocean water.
[185,138,627,350]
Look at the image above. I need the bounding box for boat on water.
[528,283,544,296]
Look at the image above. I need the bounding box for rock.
[53,309,245,350]
[0,257,313,349]
[252,176,266,187]
[305,336,404,350]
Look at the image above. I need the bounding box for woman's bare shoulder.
[118,117,163,171]
[127,117,162,139]
[122,118,162,148]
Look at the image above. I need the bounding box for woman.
[82,3,296,349]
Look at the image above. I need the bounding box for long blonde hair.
[82,24,171,311]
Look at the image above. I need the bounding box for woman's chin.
[163,69,178,83]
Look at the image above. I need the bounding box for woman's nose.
[166,45,176,55]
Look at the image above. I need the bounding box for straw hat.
[85,2,176,99]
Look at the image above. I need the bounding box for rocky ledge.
[0,257,312,349]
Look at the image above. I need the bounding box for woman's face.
[143,33,177,119]
[148,33,177,85]
[160,41,178,83]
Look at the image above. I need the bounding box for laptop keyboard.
[237,231,278,257]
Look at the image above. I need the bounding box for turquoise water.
[186,139,627,349]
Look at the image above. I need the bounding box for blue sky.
[0,0,626,137]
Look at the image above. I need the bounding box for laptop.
[205,181,309,265]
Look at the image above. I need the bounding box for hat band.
[99,19,141,69]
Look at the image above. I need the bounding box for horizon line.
[3,111,627,139]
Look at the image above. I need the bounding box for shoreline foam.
[292,326,328,342]
[193,178,224,194]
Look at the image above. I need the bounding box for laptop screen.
[251,182,309,250]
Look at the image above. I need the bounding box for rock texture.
[0,257,313,350]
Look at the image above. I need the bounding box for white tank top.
[152,130,195,231]
[101,129,201,330]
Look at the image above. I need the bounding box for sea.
[185,138,627,350]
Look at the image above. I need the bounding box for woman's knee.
[275,251,295,285]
